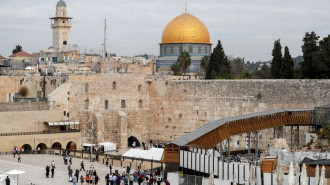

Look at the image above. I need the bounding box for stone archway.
[22,144,32,153]
[66,141,77,150]
[128,136,141,148]
[36,143,47,154]
[52,142,62,150]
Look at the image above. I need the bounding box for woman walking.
[80,175,85,185]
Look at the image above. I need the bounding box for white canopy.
[98,142,116,152]
[82,143,96,147]
[5,170,25,175]
[122,148,164,162]
[48,121,79,126]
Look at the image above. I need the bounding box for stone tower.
[50,0,72,52]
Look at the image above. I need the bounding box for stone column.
[118,111,127,149]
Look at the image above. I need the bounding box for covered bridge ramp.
[163,108,313,167]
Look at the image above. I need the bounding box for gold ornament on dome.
[161,12,211,45]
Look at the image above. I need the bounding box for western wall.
[48,74,330,150]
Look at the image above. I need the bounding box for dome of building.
[161,12,210,44]
[57,0,66,7]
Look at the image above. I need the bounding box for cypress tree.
[313,35,330,78]
[281,46,294,79]
[271,39,282,79]
[205,40,231,79]
[300,32,320,79]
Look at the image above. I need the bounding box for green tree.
[252,64,272,79]
[200,55,209,75]
[177,51,191,75]
[281,46,294,79]
[229,57,246,79]
[171,61,181,75]
[313,35,330,78]
[205,40,231,79]
[12,45,22,54]
[300,32,320,79]
[271,39,282,79]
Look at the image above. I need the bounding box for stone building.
[156,5,212,73]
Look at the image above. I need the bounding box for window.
[64,111,66,116]
[112,81,116,89]
[121,100,126,108]
[139,99,142,108]
[85,83,89,93]
[189,46,193,53]
[63,41,67,45]
[138,85,142,92]
[105,100,109,110]
[84,100,89,109]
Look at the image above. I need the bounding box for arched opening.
[36,143,47,154]
[128,136,141,148]
[22,144,32,153]
[138,85,142,92]
[112,81,116,89]
[52,142,62,150]
[66,141,77,150]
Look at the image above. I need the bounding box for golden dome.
[161,12,211,44]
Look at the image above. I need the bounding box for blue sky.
[0,0,329,61]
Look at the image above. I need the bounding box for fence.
[179,150,328,185]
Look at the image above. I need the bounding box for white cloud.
[0,0,329,61]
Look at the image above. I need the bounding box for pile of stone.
[272,139,290,151]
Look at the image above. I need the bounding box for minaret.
[50,0,72,52]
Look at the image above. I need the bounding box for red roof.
[9,51,33,57]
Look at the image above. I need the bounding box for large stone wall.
[148,79,330,149]
[45,74,330,150]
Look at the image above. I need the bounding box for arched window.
[138,85,142,92]
[112,81,116,90]
[85,83,88,93]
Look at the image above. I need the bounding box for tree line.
[172,31,330,79]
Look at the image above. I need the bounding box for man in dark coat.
[46,165,50,178]
[5,176,10,185]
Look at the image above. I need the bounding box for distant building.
[50,0,72,52]
[156,5,212,74]
[9,51,34,63]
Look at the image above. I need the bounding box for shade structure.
[82,143,96,147]
[319,165,326,185]
[122,148,164,162]
[315,165,320,185]
[48,121,79,126]
[276,162,284,185]
[301,164,307,185]
[98,142,116,152]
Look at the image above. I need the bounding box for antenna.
[103,19,107,59]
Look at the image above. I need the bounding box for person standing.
[69,155,73,165]
[109,164,112,174]
[5,176,10,185]
[129,174,134,185]
[18,153,21,163]
[72,175,77,185]
[75,169,79,183]
[80,175,85,185]
[46,165,50,178]
[69,168,73,179]
[13,148,16,158]
[80,161,85,171]
[51,160,55,178]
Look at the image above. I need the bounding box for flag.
[22,59,25,63]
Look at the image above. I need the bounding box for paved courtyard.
[0,154,133,185]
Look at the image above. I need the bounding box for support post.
[291,125,293,150]
[227,137,230,180]
[282,126,284,138]
[273,127,276,139]
[297,126,300,148]
[255,131,258,166]
[248,133,251,155]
